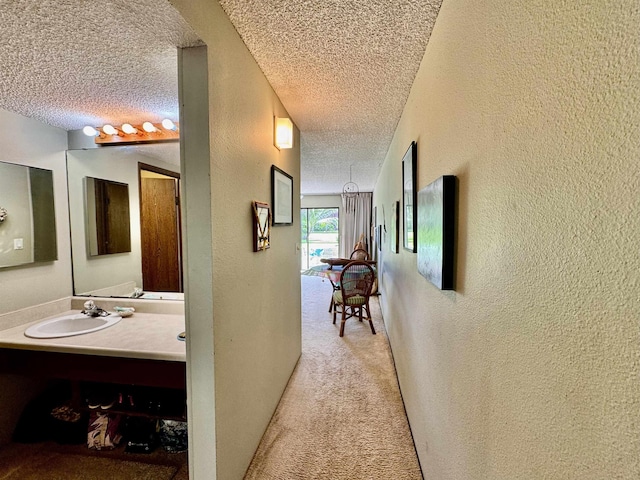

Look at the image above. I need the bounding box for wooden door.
[140,176,182,292]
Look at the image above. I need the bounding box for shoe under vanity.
[0,295,187,455]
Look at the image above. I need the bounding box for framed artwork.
[252,201,271,252]
[390,200,399,254]
[372,206,377,241]
[377,225,382,252]
[271,165,293,225]
[402,141,417,252]
[417,175,456,290]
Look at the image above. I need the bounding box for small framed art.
[417,175,456,290]
[402,141,417,252]
[390,200,399,254]
[271,165,293,225]
[252,201,271,251]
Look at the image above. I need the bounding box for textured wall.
[0,109,71,315]
[170,2,303,479]
[374,0,639,479]
[0,109,70,446]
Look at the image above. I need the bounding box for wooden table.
[319,257,376,270]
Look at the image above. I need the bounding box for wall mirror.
[85,176,132,256]
[0,161,57,269]
[67,143,183,299]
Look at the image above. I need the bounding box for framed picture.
[417,175,456,290]
[271,165,293,225]
[372,206,377,240]
[252,201,271,252]
[402,141,417,252]
[390,200,399,254]
[377,225,382,252]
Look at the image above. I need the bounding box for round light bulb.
[142,122,156,133]
[82,126,99,137]
[161,119,176,131]
[122,123,137,134]
[102,124,117,135]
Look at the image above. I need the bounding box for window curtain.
[340,192,372,257]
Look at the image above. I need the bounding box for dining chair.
[349,248,370,261]
[327,269,341,313]
[332,261,376,337]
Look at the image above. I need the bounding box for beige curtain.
[340,192,372,257]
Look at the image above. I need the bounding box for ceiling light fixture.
[274,116,293,150]
[101,124,119,136]
[82,126,100,137]
[82,120,179,145]
[142,121,157,133]
[342,165,359,197]
[162,118,177,131]
[121,123,138,135]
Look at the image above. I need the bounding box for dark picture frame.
[271,165,293,225]
[390,200,399,254]
[402,141,417,252]
[252,201,271,252]
[417,175,456,290]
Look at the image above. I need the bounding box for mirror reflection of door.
[139,164,183,293]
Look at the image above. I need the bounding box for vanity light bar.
[82,120,179,145]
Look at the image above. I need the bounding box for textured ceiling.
[0,0,442,195]
[0,0,200,130]
[219,0,442,194]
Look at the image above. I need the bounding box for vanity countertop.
[0,310,185,362]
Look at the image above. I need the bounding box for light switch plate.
[13,238,24,250]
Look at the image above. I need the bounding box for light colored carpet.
[244,275,422,479]
[0,442,187,480]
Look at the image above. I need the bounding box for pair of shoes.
[84,384,117,410]
[117,392,136,411]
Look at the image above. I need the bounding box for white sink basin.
[24,313,122,339]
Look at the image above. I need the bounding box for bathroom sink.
[24,313,122,339]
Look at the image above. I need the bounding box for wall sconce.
[83,119,179,145]
[274,116,293,150]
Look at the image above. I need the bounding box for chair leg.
[339,307,346,337]
[368,316,376,335]
[333,302,338,324]
[362,300,375,334]
[329,296,334,313]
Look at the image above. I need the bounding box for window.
[300,208,339,270]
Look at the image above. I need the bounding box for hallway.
[244,274,422,479]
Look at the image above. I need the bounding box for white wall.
[0,108,70,445]
[171,3,303,479]
[0,109,71,315]
[373,1,639,479]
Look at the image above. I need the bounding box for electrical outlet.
[13,238,24,250]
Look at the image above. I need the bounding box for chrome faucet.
[81,300,109,317]
[131,288,144,299]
